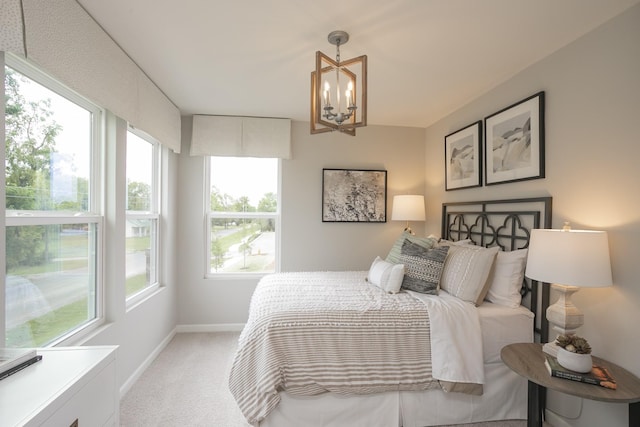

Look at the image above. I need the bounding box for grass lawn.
[6,299,90,347]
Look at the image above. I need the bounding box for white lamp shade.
[525,228,612,288]
[391,195,426,221]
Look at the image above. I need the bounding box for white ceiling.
[76,0,638,129]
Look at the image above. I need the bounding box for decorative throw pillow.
[386,232,438,264]
[367,256,405,294]
[485,248,528,308]
[439,245,500,305]
[398,240,449,295]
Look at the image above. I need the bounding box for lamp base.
[403,221,415,235]
[546,284,584,332]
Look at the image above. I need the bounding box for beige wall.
[176,120,426,325]
[424,5,640,426]
[281,122,426,271]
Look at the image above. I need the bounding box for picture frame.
[322,168,387,222]
[484,91,545,185]
[445,121,482,191]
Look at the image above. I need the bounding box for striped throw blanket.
[228,271,441,426]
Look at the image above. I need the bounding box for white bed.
[229,197,552,427]
[259,302,534,427]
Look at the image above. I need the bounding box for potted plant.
[555,334,593,373]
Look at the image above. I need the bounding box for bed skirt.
[258,362,527,427]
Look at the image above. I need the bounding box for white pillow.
[367,256,405,294]
[485,249,528,308]
[439,245,499,305]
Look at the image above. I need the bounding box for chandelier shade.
[311,31,367,136]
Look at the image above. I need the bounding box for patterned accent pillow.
[399,240,449,294]
[439,245,500,305]
[386,232,438,264]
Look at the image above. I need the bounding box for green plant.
[555,333,592,354]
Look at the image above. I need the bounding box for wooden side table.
[501,343,640,427]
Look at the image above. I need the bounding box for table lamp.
[391,195,425,235]
[525,223,613,356]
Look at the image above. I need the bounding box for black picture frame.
[484,91,545,185]
[444,120,482,191]
[322,168,387,222]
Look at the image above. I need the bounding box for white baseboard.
[175,323,245,333]
[119,327,177,398]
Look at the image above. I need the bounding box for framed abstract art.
[445,121,482,191]
[322,169,387,222]
[484,91,545,185]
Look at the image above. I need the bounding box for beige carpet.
[120,332,527,427]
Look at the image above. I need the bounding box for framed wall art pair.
[445,91,545,190]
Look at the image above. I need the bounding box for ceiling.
[75,0,638,129]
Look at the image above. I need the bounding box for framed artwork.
[445,121,482,191]
[484,91,545,185]
[322,169,387,222]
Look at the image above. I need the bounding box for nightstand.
[501,343,640,427]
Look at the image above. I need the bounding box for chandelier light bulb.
[323,81,331,106]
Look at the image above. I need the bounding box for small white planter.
[557,347,593,373]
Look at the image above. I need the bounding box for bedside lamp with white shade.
[391,195,425,235]
[525,223,613,357]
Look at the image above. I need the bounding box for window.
[4,57,103,347]
[206,157,279,275]
[125,129,160,300]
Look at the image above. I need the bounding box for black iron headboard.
[441,197,552,343]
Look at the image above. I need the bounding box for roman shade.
[190,115,292,159]
[0,0,181,153]
[0,0,25,56]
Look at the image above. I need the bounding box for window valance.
[0,0,181,153]
[190,115,292,159]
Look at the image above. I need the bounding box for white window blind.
[190,115,292,159]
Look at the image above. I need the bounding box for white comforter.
[408,290,484,384]
[229,271,484,426]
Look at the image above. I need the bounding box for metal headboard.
[441,197,552,343]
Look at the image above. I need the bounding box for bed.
[229,197,552,427]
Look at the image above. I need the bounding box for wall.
[424,5,640,426]
[176,120,426,325]
[82,117,180,395]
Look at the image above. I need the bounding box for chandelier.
[311,31,367,136]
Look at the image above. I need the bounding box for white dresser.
[0,346,118,427]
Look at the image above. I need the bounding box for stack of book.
[544,354,617,390]
[0,348,43,380]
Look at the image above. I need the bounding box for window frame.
[125,126,161,305]
[204,156,282,279]
[3,53,105,346]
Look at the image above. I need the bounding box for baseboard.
[119,327,177,399]
[175,323,245,333]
